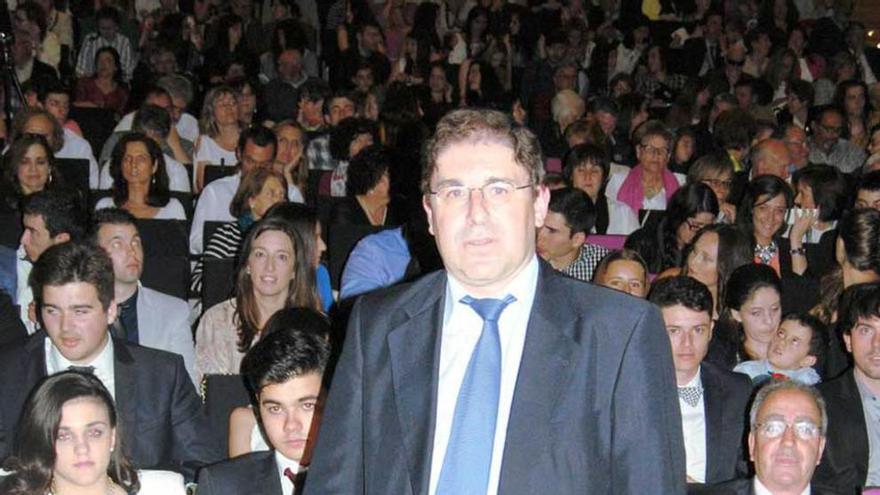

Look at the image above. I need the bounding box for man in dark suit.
[304,109,686,494]
[198,310,331,495]
[813,282,880,493]
[650,276,753,485]
[0,242,222,481]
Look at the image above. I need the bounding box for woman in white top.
[0,371,185,495]
[95,133,186,220]
[194,86,240,192]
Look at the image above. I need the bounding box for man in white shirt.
[304,109,686,494]
[16,108,100,189]
[197,311,330,495]
[649,276,752,486]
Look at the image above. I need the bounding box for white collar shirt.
[753,477,810,495]
[679,369,707,483]
[45,335,116,400]
[274,451,301,495]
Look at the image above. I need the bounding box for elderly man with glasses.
[808,105,866,174]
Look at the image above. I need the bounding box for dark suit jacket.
[813,369,869,493]
[701,362,753,484]
[197,450,286,495]
[0,333,223,480]
[304,264,687,494]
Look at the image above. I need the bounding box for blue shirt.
[340,227,411,300]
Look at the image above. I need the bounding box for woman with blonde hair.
[193,85,240,192]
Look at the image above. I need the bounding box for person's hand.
[502,33,511,50]
[512,100,527,126]
[789,208,818,243]
[720,202,737,223]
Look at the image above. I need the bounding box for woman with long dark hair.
[1,134,64,211]
[74,46,129,117]
[681,224,754,317]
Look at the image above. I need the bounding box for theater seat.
[202,257,237,312]
[136,219,190,300]
[202,374,251,453]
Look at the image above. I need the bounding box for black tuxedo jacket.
[304,264,686,494]
[198,451,288,495]
[0,333,223,480]
[701,362,753,484]
[813,369,869,493]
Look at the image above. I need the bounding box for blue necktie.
[436,294,516,495]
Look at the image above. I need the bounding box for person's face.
[298,99,323,126]
[423,141,549,297]
[363,93,380,121]
[53,398,116,492]
[675,135,695,164]
[276,125,304,166]
[748,389,826,494]
[237,85,257,123]
[698,171,733,204]
[24,115,56,147]
[277,49,303,81]
[570,162,604,199]
[96,51,116,78]
[735,85,753,110]
[536,211,581,265]
[353,68,374,92]
[327,98,355,126]
[240,141,276,174]
[647,47,662,74]
[97,223,143,285]
[147,92,172,112]
[12,30,33,65]
[16,143,51,195]
[755,34,772,56]
[769,319,815,370]
[247,230,295,298]
[784,126,809,168]
[45,93,70,124]
[794,181,815,209]
[21,213,62,262]
[611,80,632,98]
[687,231,719,289]
[596,111,616,136]
[359,26,382,52]
[429,66,447,92]
[42,282,116,364]
[152,51,177,76]
[844,86,866,117]
[786,92,804,114]
[725,56,744,83]
[855,189,880,210]
[467,63,482,89]
[675,212,715,248]
[97,18,118,41]
[844,316,880,380]
[553,67,578,91]
[121,141,156,186]
[348,132,373,159]
[662,304,713,382]
[258,372,323,462]
[213,92,239,126]
[789,29,805,53]
[636,135,671,175]
[706,15,722,38]
[752,194,787,243]
[733,286,782,348]
[249,177,286,220]
[546,42,567,64]
[596,259,647,297]
[815,112,844,149]
[314,222,326,267]
[838,62,857,83]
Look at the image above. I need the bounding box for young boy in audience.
[198,308,330,495]
[733,313,826,385]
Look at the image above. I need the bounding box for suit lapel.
[387,275,445,495]
[842,371,870,476]
[701,365,724,482]
[113,339,138,443]
[498,266,579,491]
[257,452,284,495]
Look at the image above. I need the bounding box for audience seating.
[202,257,237,312]
[203,165,238,189]
[55,158,91,194]
[136,219,190,300]
[203,374,251,454]
[68,106,117,159]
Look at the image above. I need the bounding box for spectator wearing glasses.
[808,105,866,174]
[687,151,737,223]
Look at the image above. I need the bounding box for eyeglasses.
[754,419,821,440]
[820,123,844,135]
[639,144,670,157]
[429,180,533,206]
[701,178,733,190]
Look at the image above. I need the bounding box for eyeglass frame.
[428,180,535,206]
[753,419,822,440]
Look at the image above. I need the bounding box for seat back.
[55,158,91,194]
[0,210,22,249]
[203,374,251,453]
[203,165,237,189]
[68,107,117,158]
[136,219,190,299]
[202,257,237,313]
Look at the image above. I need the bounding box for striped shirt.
[75,32,136,81]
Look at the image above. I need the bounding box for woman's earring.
[48,173,53,184]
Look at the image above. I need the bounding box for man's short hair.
[35,79,70,103]
[792,165,847,222]
[714,109,756,151]
[22,190,88,241]
[156,74,194,106]
[133,103,171,138]
[788,79,815,106]
[812,104,844,125]
[322,90,357,116]
[838,282,880,336]
[548,187,596,236]
[240,308,331,395]
[589,96,619,118]
[95,6,121,25]
[592,248,649,283]
[422,109,544,194]
[29,241,115,311]
[329,117,378,162]
[856,170,880,194]
[632,120,674,149]
[298,79,331,104]
[648,276,713,315]
[11,107,64,152]
[749,380,828,434]
[237,125,277,155]
[346,144,389,196]
[89,207,137,242]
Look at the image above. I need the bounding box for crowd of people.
[0,0,878,493]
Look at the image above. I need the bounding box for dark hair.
[94,46,123,84]
[834,80,871,123]
[90,207,137,243]
[722,263,781,317]
[230,168,288,218]
[240,308,331,395]
[215,13,243,51]
[592,248,649,284]
[330,117,378,162]
[95,6,121,25]
[22,189,87,240]
[562,143,609,186]
[648,275,713,315]
[714,109,756,151]
[838,208,880,275]
[234,217,321,352]
[29,241,114,311]
[345,144,388,196]
[590,96,619,118]
[12,108,64,153]
[548,187,596,236]
[322,90,357,117]
[787,79,815,107]
[792,164,848,222]
[736,175,794,244]
[839,282,880,336]
[780,312,828,373]
[35,79,70,104]
[653,183,719,271]
[857,170,880,194]
[16,1,46,40]
[298,79,331,104]
[2,134,60,200]
[682,224,753,313]
[109,132,170,208]
[237,124,277,156]
[133,103,171,138]
[0,371,139,495]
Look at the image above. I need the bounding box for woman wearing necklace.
[0,371,186,495]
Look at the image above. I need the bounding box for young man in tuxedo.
[650,276,752,485]
[197,314,330,495]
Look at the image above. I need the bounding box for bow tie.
[678,386,703,407]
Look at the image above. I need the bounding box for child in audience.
[733,313,826,385]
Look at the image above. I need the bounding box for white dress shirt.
[189,173,240,255]
[754,476,810,494]
[428,256,539,495]
[15,246,34,335]
[59,127,100,190]
[99,154,192,193]
[45,335,116,399]
[275,451,301,495]
[679,370,707,483]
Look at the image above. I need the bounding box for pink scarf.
[616,165,681,214]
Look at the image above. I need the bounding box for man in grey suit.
[92,208,196,383]
[304,109,686,494]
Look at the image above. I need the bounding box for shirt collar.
[446,255,540,312]
[681,366,702,389]
[275,450,302,486]
[46,334,115,383]
[754,476,809,495]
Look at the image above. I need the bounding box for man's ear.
[53,232,71,245]
[799,355,817,368]
[533,185,550,227]
[570,231,586,250]
[423,195,435,237]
